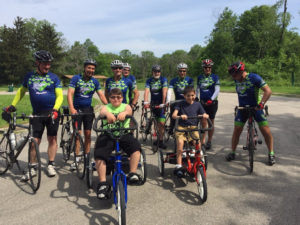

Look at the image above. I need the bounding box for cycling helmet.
[177,63,188,70]
[110,60,123,68]
[84,59,97,67]
[228,61,245,74]
[34,50,53,62]
[152,64,161,72]
[123,62,131,69]
[202,59,214,67]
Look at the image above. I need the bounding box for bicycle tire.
[72,133,86,179]
[61,123,72,162]
[0,135,10,175]
[137,148,147,184]
[195,165,207,203]
[28,138,41,192]
[86,151,94,189]
[201,145,208,171]
[140,113,148,142]
[117,179,126,225]
[163,113,171,143]
[248,124,255,173]
[157,149,164,176]
[151,120,159,153]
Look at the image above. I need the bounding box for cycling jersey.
[197,73,220,101]
[22,71,62,114]
[145,76,168,104]
[105,77,134,104]
[69,74,101,108]
[169,76,194,100]
[235,73,266,107]
[123,74,137,102]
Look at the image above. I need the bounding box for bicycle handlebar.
[174,115,213,132]
[236,105,269,116]
[93,115,138,133]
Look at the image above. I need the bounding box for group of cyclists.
[2,49,275,199]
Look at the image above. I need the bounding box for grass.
[0,95,100,128]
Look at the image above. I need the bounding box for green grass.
[0,95,100,128]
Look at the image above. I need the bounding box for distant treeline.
[0,1,299,86]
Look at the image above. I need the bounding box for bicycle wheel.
[157,149,164,176]
[248,125,255,173]
[151,120,159,153]
[61,122,72,162]
[201,145,208,171]
[28,138,41,192]
[72,134,86,179]
[0,135,10,175]
[136,148,147,184]
[195,165,207,203]
[140,113,148,142]
[86,151,94,189]
[163,113,171,143]
[116,179,126,225]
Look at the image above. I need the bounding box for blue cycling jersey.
[145,76,168,104]
[23,71,62,113]
[235,73,266,107]
[197,73,220,101]
[123,74,137,102]
[69,74,101,108]
[105,77,134,104]
[169,76,194,100]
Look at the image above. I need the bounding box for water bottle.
[15,136,27,151]
[9,133,16,150]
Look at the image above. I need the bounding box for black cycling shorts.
[32,110,60,138]
[94,133,141,162]
[74,107,95,131]
[202,100,218,120]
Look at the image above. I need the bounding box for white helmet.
[177,63,188,70]
[110,60,123,68]
[123,62,131,69]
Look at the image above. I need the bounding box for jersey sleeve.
[162,77,168,88]
[214,75,220,86]
[253,74,266,88]
[22,73,31,88]
[94,79,101,91]
[54,75,62,89]
[69,75,78,89]
[169,78,175,89]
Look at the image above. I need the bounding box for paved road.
[0,92,300,225]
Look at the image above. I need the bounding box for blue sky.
[0,0,299,57]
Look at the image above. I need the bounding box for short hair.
[109,88,123,97]
[183,86,195,95]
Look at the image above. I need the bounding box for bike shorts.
[175,126,200,143]
[153,108,166,122]
[234,109,268,127]
[94,133,141,163]
[201,100,218,120]
[32,110,60,138]
[74,107,95,131]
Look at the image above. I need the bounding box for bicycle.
[0,110,51,192]
[235,105,268,173]
[157,116,213,203]
[139,101,151,142]
[93,115,147,225]
[59,108,94,179]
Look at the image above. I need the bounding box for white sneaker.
[47,164,56,177]
[70,162,76,171]
[21,168,36,182]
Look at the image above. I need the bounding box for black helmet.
[84,59,97,67]
[152,64,161,72]
[34,50,53,62]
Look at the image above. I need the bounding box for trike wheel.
[137,148,147,184]
[157,149,164,176]
[201,145,208,171]
[117,180,126,225]
[195,165,207,203]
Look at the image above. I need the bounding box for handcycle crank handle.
[93,115,138,133]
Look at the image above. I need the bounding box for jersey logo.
[28,75,54,93]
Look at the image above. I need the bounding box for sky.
[0,0,299,57]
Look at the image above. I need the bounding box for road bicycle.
[157,116,213,203]
[93,115,147,225]
[235,105,268,173]
[0,110,51,192]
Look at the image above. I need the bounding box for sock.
[269,151,274,156]
[48,161,54,166]
[175,164,182,169]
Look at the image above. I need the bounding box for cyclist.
[5,50,63,178]
[94,88,142,199]
[67,59,108,170]
[226,61,275,165]
[172,86,209,177]
[144,65,168,149]
[166,63,194,135]
[105,60,136,105]
[122,62,139,109]
[196,59,220,150]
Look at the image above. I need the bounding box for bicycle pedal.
[243,146,248,150]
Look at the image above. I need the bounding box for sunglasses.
[179,70,187,73]
[113,67,123,70]
[204,67,212,69]
[153,70,161,73]
[109,95,122,99]
[123,69,130,71]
